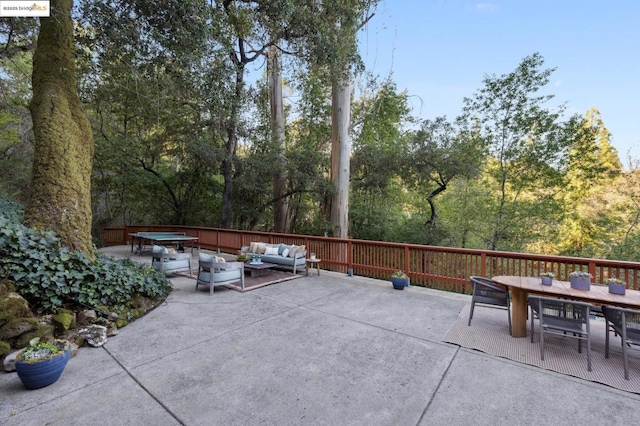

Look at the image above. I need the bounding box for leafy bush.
[0,215,172,315]
[0,193,23,223]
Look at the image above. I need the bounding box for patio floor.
[1,245,640,425]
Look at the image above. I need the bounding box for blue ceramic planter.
[391,277,409,290]
[15,342,71,390]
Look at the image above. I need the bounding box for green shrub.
[0,215,172,315]
[0,193,23,223]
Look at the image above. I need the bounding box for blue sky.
[359,0,640,162]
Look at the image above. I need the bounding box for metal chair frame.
[468,276,512,335]
[602,305,640,380]
[529,296,592,372]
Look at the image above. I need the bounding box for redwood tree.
[23,0,95,256]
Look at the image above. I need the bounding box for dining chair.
[467,276,512,335]
[602,306,640,380]
[528,296,592,371]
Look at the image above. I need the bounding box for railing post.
[588,261,597,282]
[404,245,410,276]
[481,252,487,277]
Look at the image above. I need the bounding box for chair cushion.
[152,245,168,254]
[199,253,226,272]
[152,258,190,271]
[198,269,241,284]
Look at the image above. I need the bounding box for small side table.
[306,258,321,276]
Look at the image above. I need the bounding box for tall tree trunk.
[268,45,289,233]
[24,0,94,257]
[221,61,244,228]
[330,77,351,239]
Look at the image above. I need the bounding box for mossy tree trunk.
[23,0,94,257]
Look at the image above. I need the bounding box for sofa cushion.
[264,246,279,255]
[255,243,267,254]
[281,248,290,258]
[260,254,306,266]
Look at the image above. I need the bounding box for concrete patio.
[2,246,640,425]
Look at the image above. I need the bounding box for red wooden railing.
[100,226,640,294]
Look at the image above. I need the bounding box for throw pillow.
[265,246,279,255]
[255,243,267,254]
[215,256,226,263]
[289,245,306,258]
[278,244,289,255]
[249,242,258,253]
[281,248,290,258]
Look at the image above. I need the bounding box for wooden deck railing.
[100,226,640,294]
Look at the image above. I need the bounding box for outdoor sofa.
[240,242,307,274]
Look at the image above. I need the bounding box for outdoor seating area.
[138,245,640,389]
[4,250,640,424]
[462,275,640,384]
[239,241,307,275]
[147,244,302,293]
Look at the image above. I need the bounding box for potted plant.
[15,338,72,390]
[540,272,554,286]
[236,253,250,262]
[391,271,409,290]
[569,270,592,291]
[607,276,626,295]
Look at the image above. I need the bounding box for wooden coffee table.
[243,262,277,278]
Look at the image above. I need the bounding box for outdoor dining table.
[492,275,640,338]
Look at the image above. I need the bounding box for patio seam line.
[0,355,130,422]
[117,298,303,371]
[291,303,461,349]
[417,346,460,425]
[254,289,348,308]
[102,344,187,426]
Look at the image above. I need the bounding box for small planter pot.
[608,282,626,295]
[570,276,591,291]
[391,277,409,290]
[15,341,71,390]
[541,276,553,286]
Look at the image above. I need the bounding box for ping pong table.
[129,232,199,255]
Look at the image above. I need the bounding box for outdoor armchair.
[602,305,640,380]
[196,256,244,295]
[151,245,192,277]
[467,276,512,335]
[528,296,592,372]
